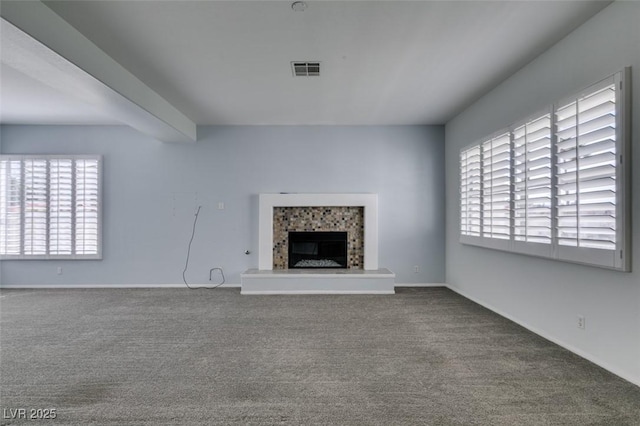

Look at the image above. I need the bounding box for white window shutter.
[460,151,468,235]
[459,69,628,271]
[49,159,73,255]
[75,158,100,256]
[556,81,617,251]
[481,133,511,240]
[0,155,101,259]
[513,114,552,244]
[460,146,481,237]
[24,159,48,255]
[0,159,23,255]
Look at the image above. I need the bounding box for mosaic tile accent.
[273,206,364,269]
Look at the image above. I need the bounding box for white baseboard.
[0,283,241,289]
[1,283,444,290]
[395,283,447,287]
[445,284,640,388]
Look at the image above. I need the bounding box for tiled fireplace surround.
[258,194,379,270]
[273,206,364,269]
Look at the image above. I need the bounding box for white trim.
[446,284,640,388]
[258,193,378,270]
[0,283,241,289]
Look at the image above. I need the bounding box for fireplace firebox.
[288,232,348,269]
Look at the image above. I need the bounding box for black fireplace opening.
[288,231,348,269]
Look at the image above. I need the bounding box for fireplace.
[288,231,348,269]
[258,193,378,270]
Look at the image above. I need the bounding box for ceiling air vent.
[292,62,320,77]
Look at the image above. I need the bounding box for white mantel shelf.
[241,268,395,295]
[258,193,379,270]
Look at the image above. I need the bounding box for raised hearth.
[241,268,395,295]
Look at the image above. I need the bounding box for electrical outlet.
[217,202,225,210]
[57,267,63,275]
[577,315,586,330]
[414,265,420,273]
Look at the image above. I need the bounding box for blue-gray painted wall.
[0,125,445,285]
[445,2,640,384]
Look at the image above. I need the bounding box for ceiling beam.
[0,1,197,143]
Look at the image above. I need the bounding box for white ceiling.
[1,0,612,126]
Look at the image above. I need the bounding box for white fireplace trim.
[258,193,378,270]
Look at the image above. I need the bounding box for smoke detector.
[291,62,320,77]
[291,1,308,12]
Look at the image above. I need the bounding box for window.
[460,69,630,271]
[513,113,552,245]
[0,155,102,259]
[481,132,511,241]
[460,145,481,237]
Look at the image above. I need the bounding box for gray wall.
[0,125,445,285]
[445,2,640,385]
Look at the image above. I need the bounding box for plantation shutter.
[24,159,48,255]
[0,159,23,255]
[555,80,617,250]
[513,114,552,244]
[459,69,628,270]
[460,146,481,237]
[49,159,74,255]
[0,155,101,259]
[460,151,469,235]
[481,133,511,240]
[75,158,100,255]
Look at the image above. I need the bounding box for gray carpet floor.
[1,287,639,425]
